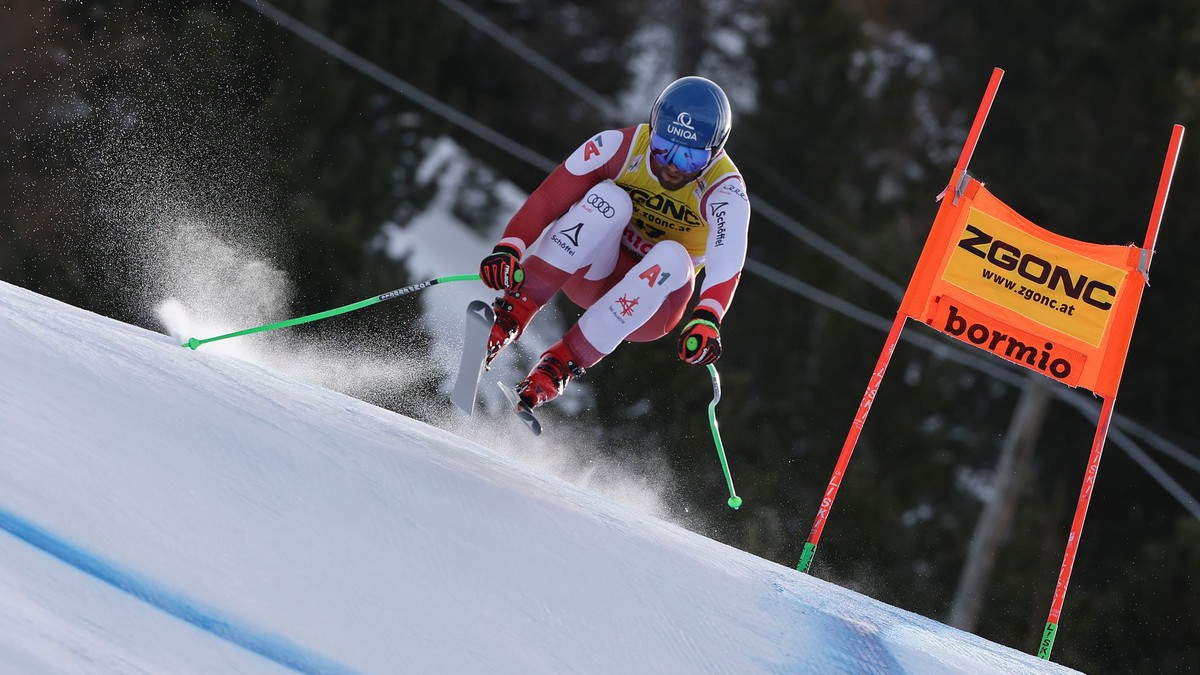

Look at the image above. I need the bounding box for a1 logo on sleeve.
[565,129,624,176]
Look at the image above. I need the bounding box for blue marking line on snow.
[821,612,907,673]
[0,505,361,675]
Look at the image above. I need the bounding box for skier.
[479,75,751,413]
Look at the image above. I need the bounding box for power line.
[235,0,1200,515]
[433,0,620,119]
[753,200,905,301]
[236,0,557,174]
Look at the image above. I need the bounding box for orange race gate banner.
[898,176,1148,398]
[798,66,1183,665]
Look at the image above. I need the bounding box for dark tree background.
[3,1,1198,672]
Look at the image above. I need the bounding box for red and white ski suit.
[498,124,751,366]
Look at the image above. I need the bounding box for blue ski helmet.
[650,76,732,154]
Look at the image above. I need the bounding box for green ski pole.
[184,273,480,350]
[706,363,742,509]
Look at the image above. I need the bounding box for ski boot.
[487,289,540,366]
[515,340,586,410]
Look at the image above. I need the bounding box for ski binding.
[496,381,542,436]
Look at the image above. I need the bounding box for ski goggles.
[649,133,712,174]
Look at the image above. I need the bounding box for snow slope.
[0,280,1078,674]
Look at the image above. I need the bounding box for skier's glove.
[677,309,722,366]
[479,244,524,291]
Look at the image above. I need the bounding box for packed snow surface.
[0,281,1077,674]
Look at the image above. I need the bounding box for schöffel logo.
[556,223,583,247]
[586,193,616,218]
[957,223,1117,311]
[550,222,584,256]
[709,201,728,247]
[667,111,699,142]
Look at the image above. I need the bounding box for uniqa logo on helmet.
[666,112,699,143]
[651,76,733,152]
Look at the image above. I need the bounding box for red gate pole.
[798,313,905,572]
[955,68,1005,173]
[797,68,1005,574]
[1038,123,1184,660]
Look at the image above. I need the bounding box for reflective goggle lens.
[649,133,712,173]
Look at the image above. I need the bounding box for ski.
[496,381,542,436]
[450,300,494,414]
